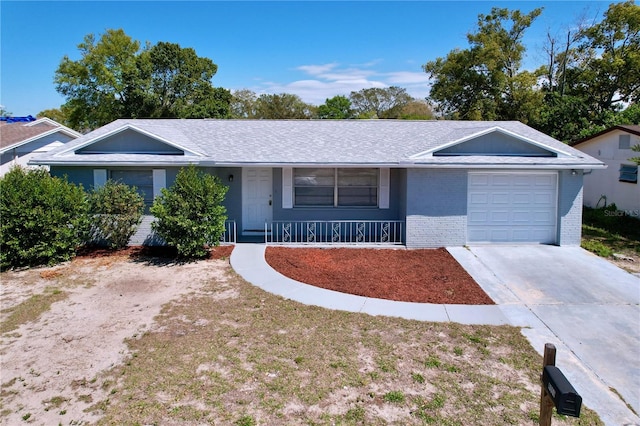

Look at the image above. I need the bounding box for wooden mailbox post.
[539,343,582,425]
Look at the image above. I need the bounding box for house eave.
[32,158,605,170]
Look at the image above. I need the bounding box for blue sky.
[1,1,610,116]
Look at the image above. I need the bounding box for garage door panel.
[468,211,488,224]
[534,192,554,204]
[512,211,533,223]
[512,193,531,204]
[469,193,489,204]
[534,174,556,186]
[491,193,510,204]
[468,172,557,244]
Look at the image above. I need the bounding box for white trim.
[58,124,206,157]
[24,118,82,136]
[282,167,293,209]
[379,168,390,209]
[410,127,574,159]
[152,169,166,197]
[242,168,273,233]
[93,169,107,188]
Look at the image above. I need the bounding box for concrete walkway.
[230,243,509,325]
[230,244,640,426]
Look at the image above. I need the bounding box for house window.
[619,135,631,150]
[293,168,378,207]
[110,170,154,205]
[619,164,638,184]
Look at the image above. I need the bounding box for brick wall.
[557,170,584,246]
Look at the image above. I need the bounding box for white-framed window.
[619,164,638,184]
[293,168,379,207]
[110,170,155,205]
[619,135,631,150]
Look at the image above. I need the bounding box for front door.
[242,168,273,233]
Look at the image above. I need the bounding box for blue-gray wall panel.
[406,169,468,248]
[557,170,583,246]
[50,166,94,190]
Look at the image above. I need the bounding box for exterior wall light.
[228,174,234,182]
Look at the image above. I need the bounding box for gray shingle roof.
[32,119,603,168]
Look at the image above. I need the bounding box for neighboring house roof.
[571,125,640,147]
[31,119,604,169]
[0,117,82,154]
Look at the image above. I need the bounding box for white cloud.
[245,62,431,105]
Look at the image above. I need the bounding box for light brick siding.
[405,169,468,248]
[557,170,584,246]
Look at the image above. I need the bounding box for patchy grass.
[582,206,640,257]
[89,265,603,425]
[0,287,67,334]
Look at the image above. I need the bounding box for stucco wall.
[575,131,640,212]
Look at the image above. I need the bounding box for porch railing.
[220,220,237,244]
[266,220,404,245]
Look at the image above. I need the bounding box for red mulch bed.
[76,245,235,261]
[265,247,494,305]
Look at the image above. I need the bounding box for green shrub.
[150,166,228,258]
[88,180,145,249]
[0,167,89,269]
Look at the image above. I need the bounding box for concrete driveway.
[448,245,640,426]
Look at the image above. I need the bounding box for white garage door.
[468,172,558,244]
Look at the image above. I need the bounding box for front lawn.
[0,253,604,425]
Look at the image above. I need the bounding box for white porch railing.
[266,220,404,245]
[220,220,237,244]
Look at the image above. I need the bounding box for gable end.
[433,129,557,157]
[71,125,201,156]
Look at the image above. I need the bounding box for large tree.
[54,29,229,130]
[423,7,543,122]
[317,95,354,119]
[349,86,412,119]
[253,93,316,119]
[400,100,434,120]
[55,29,140,131]
[230,89,259,119]
[533,1,640,142]
[579,0,640,114]
[127,42,229,118]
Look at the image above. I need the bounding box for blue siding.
[50,166,94,190]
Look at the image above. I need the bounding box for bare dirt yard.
[0,247,602,425]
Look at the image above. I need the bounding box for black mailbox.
[542,365,582,417]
